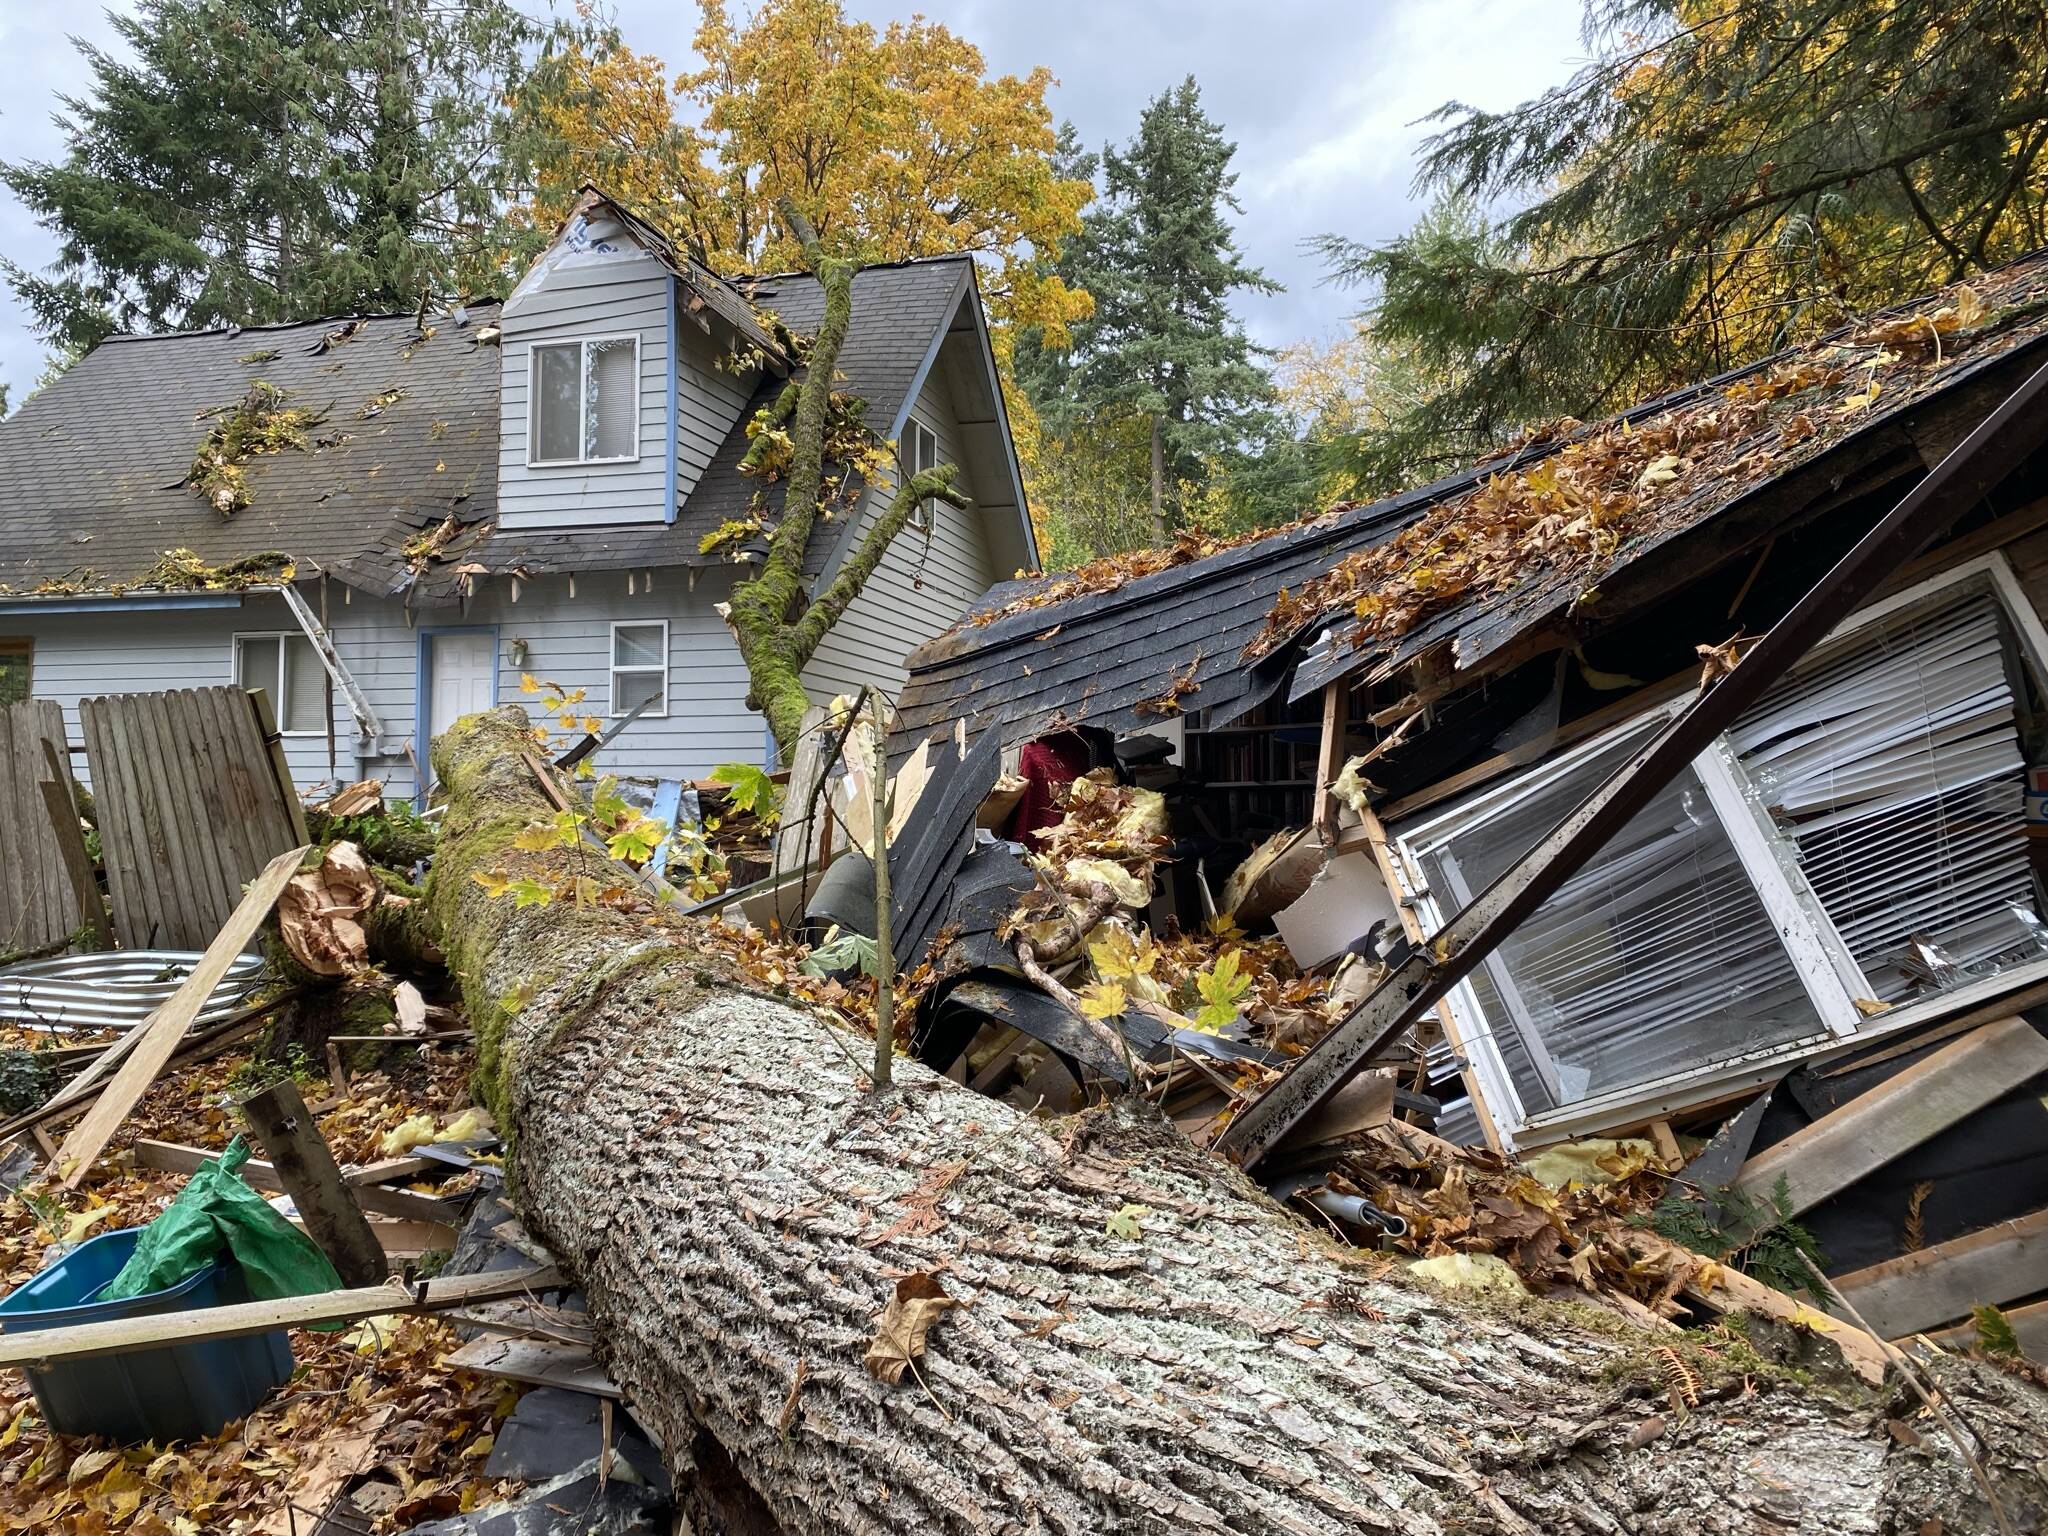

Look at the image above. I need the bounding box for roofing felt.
[0,255,978,601]
[895,251,2048,756]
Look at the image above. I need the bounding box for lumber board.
[445,1334,619,1398]
[1814,975,2048,1078]
[1833,1206,2048,1339]
[38,739,110,947]
[51,845,307,1186]
[132,1140,462,1222]
[1733,1017,2048,1215]
[1923,1298,2048,1359]
[0,1263,564,1368]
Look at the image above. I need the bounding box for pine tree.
[1031,79,1286,542]
[1320,0,2048,490]
[2,0,556,355]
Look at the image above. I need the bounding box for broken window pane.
[1727,587,2041,1001]
[1416,728,1822,1116]
[532,343,581,463]
[585,337,638,459]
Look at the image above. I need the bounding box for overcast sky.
[0,0,1588,395]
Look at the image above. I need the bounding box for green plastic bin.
[0,1225,294,1442]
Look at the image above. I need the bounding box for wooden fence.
[0,699,98,956]
[79,688,307,950]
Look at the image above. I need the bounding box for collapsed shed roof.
[896,251,2048,756]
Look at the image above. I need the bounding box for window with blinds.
[1727,588,2038,1001]
[529,335,640,464]
[1414,727,1822,1115]
[233,633,326,733]
[1393,568,2048,1125]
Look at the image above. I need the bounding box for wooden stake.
[239,1078,388,1286]
[870,695,894,1090]
[38,739,111,948]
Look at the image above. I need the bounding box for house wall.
[6,572,769,801]
[802,332,1002,704]
[498,216,672,531]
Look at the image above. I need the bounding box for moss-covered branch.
[724,199,969,756]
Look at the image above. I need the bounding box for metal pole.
[1219,354,2048,1170]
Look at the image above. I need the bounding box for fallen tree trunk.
[429,706,2048,1536]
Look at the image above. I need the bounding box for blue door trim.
[415,624,499,802]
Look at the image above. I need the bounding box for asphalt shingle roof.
[0,254,976,601]
[0,308,502,596]
[895,250,2048,759]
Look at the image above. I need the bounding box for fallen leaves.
[864,1272,961,1384]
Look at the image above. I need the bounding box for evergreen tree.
[1029,79,1287,542]
[1320,0,2048,489]
[3,0,557,355]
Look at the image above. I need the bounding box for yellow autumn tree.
[516,0,1092,348]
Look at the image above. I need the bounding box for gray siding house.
[0,189,1035,799]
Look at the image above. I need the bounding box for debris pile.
[187,382,323,518]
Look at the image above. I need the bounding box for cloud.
[0,0,1587,392]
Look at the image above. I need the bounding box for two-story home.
[0,187,1035,797]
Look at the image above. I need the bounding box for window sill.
[526,455,644,470]
[1511,956,2048,1147]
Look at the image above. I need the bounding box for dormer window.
[907,417,939,482]
[906,416,940,525]
[530,335,639,465]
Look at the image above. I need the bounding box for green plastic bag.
[104,1136,344,1305]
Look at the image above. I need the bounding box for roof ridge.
[101,300,505,346]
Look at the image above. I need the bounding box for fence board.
[0,699,90,954]
[80,688,302,950]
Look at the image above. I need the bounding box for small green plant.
[227,1044,323,1097]
[1973,1304,2024,1357]
[1639,1174,1828,1300]
[0,1048,58,1116]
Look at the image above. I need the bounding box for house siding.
[498,220,672,530]
[675,322,759,502]
[8,573,767,801]
[802,342,1000,703]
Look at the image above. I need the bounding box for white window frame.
[527,333,642,467]
[905,415,941,528]
[608,619,669,719]
[907,416,940,480]
[232,631,326,737]
[1388,552,2048,1146]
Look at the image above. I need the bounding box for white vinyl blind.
[586,337,638,459]
[1727,589,2035,1001]
[1419,730,1820,1113]
[1397,569,2048,1127]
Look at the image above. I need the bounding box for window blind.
[586,338,638,459]
[1418,734,1819,1114]
[1726,589,2037,1001]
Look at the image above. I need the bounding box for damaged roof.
[0,250,980,603]
[0,308,503,599]
[897,250,2048,753]
[486,255,978,589]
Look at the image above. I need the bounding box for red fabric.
[1007,733,1095,848]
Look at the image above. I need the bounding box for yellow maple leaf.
[1076,982,1127,1020]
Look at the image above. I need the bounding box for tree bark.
[428,705,2048,1536]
